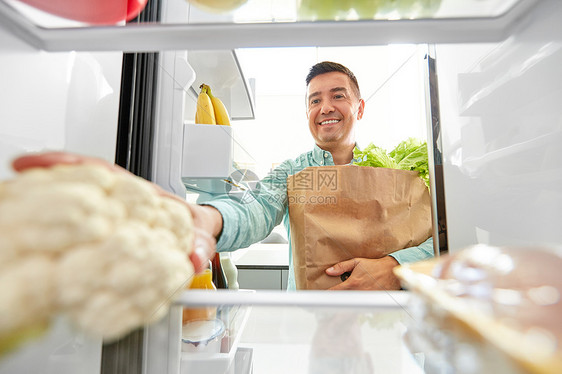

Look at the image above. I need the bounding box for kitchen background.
[181,44,430,289]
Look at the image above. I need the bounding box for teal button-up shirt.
[200,144,434,290]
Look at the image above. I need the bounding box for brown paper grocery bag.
[288,165,432,290]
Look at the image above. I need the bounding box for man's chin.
[315,138,339,149]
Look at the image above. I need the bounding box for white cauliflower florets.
[0,163,194,344]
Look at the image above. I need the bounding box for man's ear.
[356,99,365,120]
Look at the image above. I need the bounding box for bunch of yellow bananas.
[195,83,231,126]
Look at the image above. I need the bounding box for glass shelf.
[0,0,540,52]
[174,290,425,374]
[187,0,527,24]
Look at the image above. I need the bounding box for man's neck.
[321,143,355,165]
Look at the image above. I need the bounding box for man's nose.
[320,101,335,114]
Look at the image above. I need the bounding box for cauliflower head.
[0,163,194,346]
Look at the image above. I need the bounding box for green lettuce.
[353,138,430,187]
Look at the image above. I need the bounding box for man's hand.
[185,204,223,271]
[325,256,402,291]
[12,151,217,273]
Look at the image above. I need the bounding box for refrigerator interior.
[0,15,123,374]
[1,0,561,373]
[0,32,122,180]
[435,0,562,250]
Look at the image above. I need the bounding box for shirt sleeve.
[388,236,435,264]
[200,164,291,252]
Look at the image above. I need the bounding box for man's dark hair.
[305,61,361,99]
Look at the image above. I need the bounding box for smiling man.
[306,63,365,165]
[194,61,434,291]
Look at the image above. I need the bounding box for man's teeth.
[320,120,339,125]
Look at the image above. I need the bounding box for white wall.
[436,0,562,251]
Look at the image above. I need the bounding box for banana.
[195,84,216,125]
[202,84,231,126]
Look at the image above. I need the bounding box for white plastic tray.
[180,303,252,374]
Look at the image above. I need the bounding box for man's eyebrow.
[330,87,347,93]
[307,87,348,101]
[308,91,320,100]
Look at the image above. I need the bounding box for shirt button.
[324,152,328,158]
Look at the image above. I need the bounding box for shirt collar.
[313,143,362,165]
[312,144,329,165]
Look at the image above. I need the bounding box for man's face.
[306,72,364,150]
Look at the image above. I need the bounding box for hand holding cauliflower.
[0,153,204,353]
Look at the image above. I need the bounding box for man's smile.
[319,119,340,126]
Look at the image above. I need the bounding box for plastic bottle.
[212,253,228,289]
[220,253,239,290]
[182,264,217,324]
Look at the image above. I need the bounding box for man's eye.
[310,99,320,105]
[334,94,344,99]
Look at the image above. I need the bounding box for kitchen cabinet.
[237,268,288,290]
[232,243,289,290]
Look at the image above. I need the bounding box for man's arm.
[388,236,435,264]
[325,237,434,290]
[198,165,289,252]
[190,204,223,240]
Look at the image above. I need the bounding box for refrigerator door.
[435,0,562,251]
[0,11,123,374]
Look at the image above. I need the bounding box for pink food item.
[16,0,148,24]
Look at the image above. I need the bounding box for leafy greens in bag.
[353,138,430,187]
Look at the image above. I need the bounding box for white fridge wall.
[436,0,562,251]
[0,24,122,181]
[0,18,122,374]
